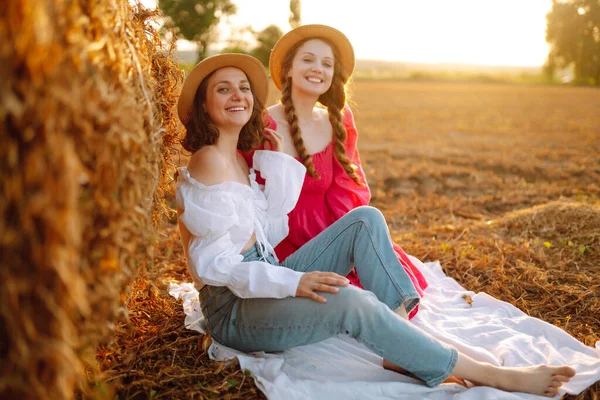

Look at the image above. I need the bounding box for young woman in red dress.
[244,24,427,319]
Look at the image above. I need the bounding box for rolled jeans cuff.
[425,348,459,387]
[390,291,421,315]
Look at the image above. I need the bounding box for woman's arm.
[178,181,304,299]
[187,232,303,299]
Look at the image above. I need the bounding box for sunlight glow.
[137,0,552,67]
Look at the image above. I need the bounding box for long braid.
[328,104,362,185]
[319,59,364,186]
[281,75,320,178]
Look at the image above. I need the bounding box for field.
[101,81,600,399]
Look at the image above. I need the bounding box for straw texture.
[0,0,183,398]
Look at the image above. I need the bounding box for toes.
[555,366,576,378]
[550,379,562,388]
[552,373,571,382]
[552,374,570,383]
[544,387,557,397]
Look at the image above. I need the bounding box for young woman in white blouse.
[175,53,574,397]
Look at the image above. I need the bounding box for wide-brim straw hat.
[177,53,269,125]
[269,24,355,90]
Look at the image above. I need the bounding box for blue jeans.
[199,206,458,387]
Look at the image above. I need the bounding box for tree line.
[159,0,599,86]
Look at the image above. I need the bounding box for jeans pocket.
[202,285,236,325]
[207,285,230,299]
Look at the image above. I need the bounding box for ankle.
[471,362,502,388]
[486,365,507,389]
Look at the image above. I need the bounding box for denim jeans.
[199,206,458,387]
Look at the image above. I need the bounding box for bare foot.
[488,365,575,397]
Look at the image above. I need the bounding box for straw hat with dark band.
[177,53,269,125]
[269,24,355,90]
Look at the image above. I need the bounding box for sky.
[138,0,553,67]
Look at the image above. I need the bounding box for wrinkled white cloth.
[169,256,600,400]
[176,150,306,298]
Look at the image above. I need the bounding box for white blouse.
[176,150,307,299]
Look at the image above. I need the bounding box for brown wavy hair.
[280,38,363,185]
[181,69,265,153]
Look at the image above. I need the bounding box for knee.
[334,287,382,327]
[349,206,386,228]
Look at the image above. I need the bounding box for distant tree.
[158,0,237,62]
[546,0,600,85]
[251,25,284,67]
[289,0,302,29]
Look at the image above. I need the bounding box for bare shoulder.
[267,103,283,118]
[267,104,287,128]
[186,146,231,186]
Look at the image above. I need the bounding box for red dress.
[243,107,428,318]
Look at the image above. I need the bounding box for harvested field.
[103,81,600,399]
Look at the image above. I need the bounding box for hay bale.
[0,0,183,398]
[487,200,600,270]
[490,200,600,240]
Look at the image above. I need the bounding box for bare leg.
[383,344,574,395]
[451,353,575,397]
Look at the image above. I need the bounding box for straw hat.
[177,53,269,125]
[269,24,355,90]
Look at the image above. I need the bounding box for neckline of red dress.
[268,115,336,162]
[294,140,334,161]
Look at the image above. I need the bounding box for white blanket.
[169,256,600,400]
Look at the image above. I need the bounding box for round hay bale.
[489,200,600,239]
[487,200,600,270]
[0,0,183,398]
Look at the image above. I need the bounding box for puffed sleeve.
[177,181,303,299]
[326,106,372,220]
[252,150,306,246]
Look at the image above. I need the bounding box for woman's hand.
[263,128,284,152]
[296,271,350,303]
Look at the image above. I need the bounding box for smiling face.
[204,67,254,131]
[287,39,335,97]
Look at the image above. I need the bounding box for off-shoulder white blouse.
[176,150,307,299]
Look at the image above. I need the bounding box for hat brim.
[177,53,269,125]
[269,24,355,90]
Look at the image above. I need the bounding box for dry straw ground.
[102,82,600,399]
